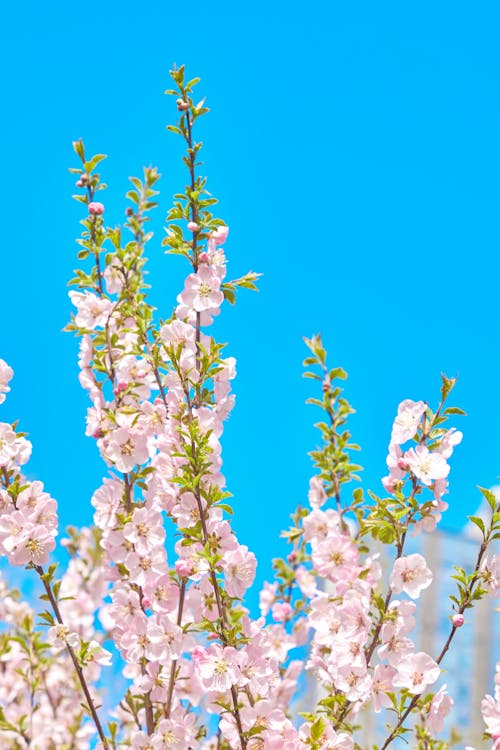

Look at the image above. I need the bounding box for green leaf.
[468,515,485,536]
[84,153,107,172]
[478,486,498,513]
[72,138,85,161]
[440,373,457,402]
[442,406,467,416]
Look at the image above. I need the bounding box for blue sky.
[1,1,500,601]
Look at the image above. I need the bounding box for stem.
[35,566,110,750]
[164,579,186,718]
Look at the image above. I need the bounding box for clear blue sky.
[1,1,500,602]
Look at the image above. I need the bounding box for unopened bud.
[114,381,128,397]
[175,559,193,577]
[176,98,189,111]
[88,201,104,216]
[452,613,464,628]
[187,221,200,233]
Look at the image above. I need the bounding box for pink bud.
[287,550,297,563]
[92,428,104,439]
[198,251,210,264]
[176,98,189,111]
[141,596,152,609]
[452,614,464,628]
[88,201,104,215]
[397,458,408,471]
[175,559,193,577]
[76,179,84,187]
[191,646,206,662]
[114,381,127,396]
[187,221,199,232]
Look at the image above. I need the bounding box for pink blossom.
[405,445,450,486]
[193,644,242,692]
[223,544,257,598]
[260,581,278,616]
[69,291,113,329]
[437,427,463,458]
[0,359,13,404]
[482,693,500,737]
[390,553,433,599]
[452,613,464,628]
[390,399,427,444]
[272,601,293,622]
[178,265,224,313]
[308,475,327,509]
[481,555,500,596]
[312,534,360,582]
[103,427,150,473]
[426,685,453,733]
[393,651,440,694]
[371,664,396,712]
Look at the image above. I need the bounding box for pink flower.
[437,428,463,458]
[272,601,293,622]
[178,265,224,313]
[390,399,427,444]
[103,427,150,473]
[426,685,453,733]
[69,291,113,330]
[371,664,396,712]
[393,651,440,694]
[482,693,500,737]
[308,475,327,509]
[223,544,257,598]
[405,445,450,486]
[260,581,278,616]
[312,534,360,582]
[390,553,433,599]
[88,201,104,215]
[0,359,13,405]
[192,644,242,692]
[481,555,500,597]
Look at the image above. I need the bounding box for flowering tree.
[0,65,499,750]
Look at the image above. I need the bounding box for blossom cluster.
[0,66,499,750]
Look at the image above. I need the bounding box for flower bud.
[176,98,189,111]
[187,221,199,232]
[88,201,104,215]
[175,559,193,577]
[452,613,464,628]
